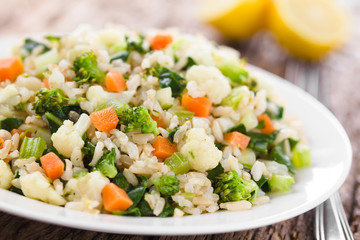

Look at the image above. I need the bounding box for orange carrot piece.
[257,113,275,134]
[90,107,119,133]
[0,138,4,150]
[181,93,212,118]
[151,115,165,128]
[106,71,127,93]
[225,132,251,150]
[40,152,65,180]
[102,183,133,212]
[0,57,24,82]
[43,78,50,89]
[150,34,173,50]
[152,136,177,160]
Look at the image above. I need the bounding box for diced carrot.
[105,71,127,93]
[152,136,177,160]
[257,113,276,134]
[0,57,24,82]
[90,107,119,133]
[225,132,251,150]
[40,152,65,180]
[102,183,133,212]
[0,138,4,150]
[181,93,212,118]
[151,115,165,128]
[11,129,32,138]
[43,78,50,89]
[150,34,173,50]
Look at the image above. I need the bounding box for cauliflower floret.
[64,171,109,203]
[51,113,91,158]
[185,65,231,104]
[180,128,222,172]
[0,84,20,106]
[15,75,43,91]
[0,160,14,189]
[20,171,66,205]
[86,85,107,109]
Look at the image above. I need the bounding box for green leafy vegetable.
[247,131,278,154]
[160,198,175,217]
[213,170,258,203]
[9,186,23,195]
[109,35,147,63]
[19,137,47,159]
[127,175,148,207]
[94,148,118,178]
[0,118,24,131]
[265,102,284,120]
[167,127,179,143]
[227,123,247,134]
[255,176,270,192]
[22,38,50,56]
[73,171,88,178]
[181,57,197,70]
[288,138,299,151]
[269,140,295,174]
[45,35,61,42]
[207,163,224,182]
[164,152,190,175]
[110,51,130,63]
[118,106,159,135]
[72,51,105,85]
[151,65,186,98]
[113,208,141,216]
[269,174,294,192]
[82,139,95,168]
[215,143,227,150]
[113,169,132,192]
[152,175,180,197]
[45,112,63,133]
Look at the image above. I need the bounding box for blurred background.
[1,0,360,238]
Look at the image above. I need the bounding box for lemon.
[199,0,269,40]
[267,0,349,60]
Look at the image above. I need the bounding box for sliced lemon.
[267,0,349,60]
[199,0,269,40]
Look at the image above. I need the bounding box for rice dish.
[0,25,311,217]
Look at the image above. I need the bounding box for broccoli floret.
[213,170,258,203]
[152,175,180,197]
[93,148,118,178]
[33,88,67,115]
[73,51,105,85]
[119,106,159,135]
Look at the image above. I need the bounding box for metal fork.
[284,60,353,240]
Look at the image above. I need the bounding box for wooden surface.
[0,0,359,239]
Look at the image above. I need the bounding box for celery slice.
[164,152,190,175]
[19,137,47,159]
[291,144,311,168]
[269,174,294,192]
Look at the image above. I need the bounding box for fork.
[284,60,354,240]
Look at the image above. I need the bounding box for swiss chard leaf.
[45,112,63,134]
[0,118,24,131]
[247,131,278,155]
[138,198,154,216]
[128,175,149,208]
[113,169,132,192]
[113,208,141,217]
[227,123,247,133]
[22,38,50,55]
[152,65,186,98]
[82,139,95,168]
[181,57,197,70]
[207,163,224,182]
[160,197,175,218]
[110,51,130,63]
[269,140,295,174]
[167,127,179,143]
[288,138,299,151]
[255,176,270,193]
[215,143,227,150]
[265,102,284,120]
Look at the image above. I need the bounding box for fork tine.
[333,193,354,240]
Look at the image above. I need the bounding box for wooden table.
[0,0,359,239]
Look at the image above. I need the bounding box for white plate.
[0,37,352,235]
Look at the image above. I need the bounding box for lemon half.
[200,0,269,40]
[267,0,349,60]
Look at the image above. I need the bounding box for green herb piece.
[82,139,95,168]
[167,127,179,143]
[164,152,190,175]
[247,131,278,154]
[45,112,63,134]
[152,175,180,197]
[288,138,299,151]
[215,143,227,150]
[0,118,24,131]
[110,51,130,63]
[255,176,270,193]
[19,137,47,159]
[113,208,141,217]
[207,163,224,182]
[151,65,186,98]
[72,51,105,85]
[160,198,175,217]
[181,57,197,70]
[269,140,295,174]
[227,123,247,134]
[94,148,118,178]
[213,170,258,203]
[265,102,284,120]
[128,175,148,207]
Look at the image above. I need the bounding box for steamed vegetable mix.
[0,26,311,218]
